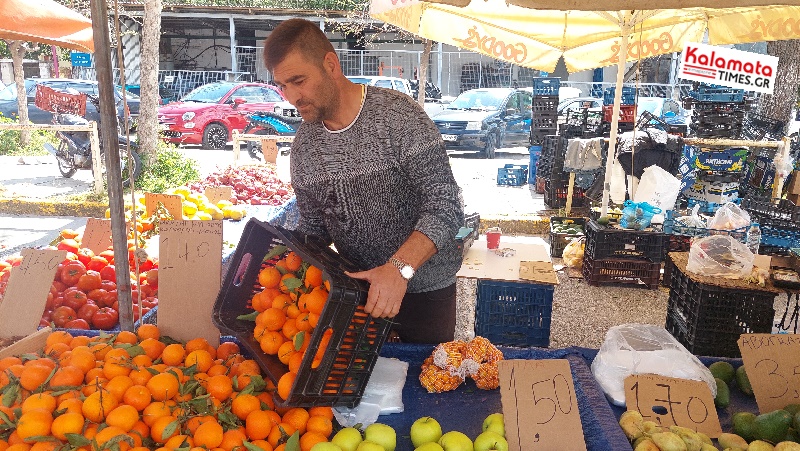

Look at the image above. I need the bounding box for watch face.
[400,266,414,279]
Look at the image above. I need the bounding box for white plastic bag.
[591,324,717,407]
[332,357,409,427]
[686,235,754,279]
[609,155,628,204]
[562,237,585,268]
[676,204,706,229]
[707,202,751,231]
[634,165,682,213]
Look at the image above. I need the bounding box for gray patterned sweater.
[289,86,464,293]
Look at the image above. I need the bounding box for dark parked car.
[431,88,532,158]
[158,82,288,149]
[0,78,139,131]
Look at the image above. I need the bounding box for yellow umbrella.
[0,0,94,52]
[370,0,800,214]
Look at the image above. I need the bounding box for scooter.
[242,111,302,161]
[43,104,142,187]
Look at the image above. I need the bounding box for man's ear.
[322,51,341,76]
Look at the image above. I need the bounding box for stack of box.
[530,77,560,145]
[582,219,665,289]
[536,135,587,208]
[740,195,800,255]
[602,87,636,135]
[686,84,748,139]
[681,146,747,213]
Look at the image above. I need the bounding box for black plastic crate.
[532,95,559,113]
[544,178,586,209]
[475,280,554,347]
[741,195,800,224]
[532,113,558,129]
[531,128,558,145]
[549,216,587,258]
[213,218,392,408]
[584,219,665,262]
[665,256,777,358]
[581,254,661,289]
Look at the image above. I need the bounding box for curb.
[480,215,551,235]
[0,199,107,218]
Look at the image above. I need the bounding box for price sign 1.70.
[739,334,800,413]
[498,359,586,451]
[624,374,722,437]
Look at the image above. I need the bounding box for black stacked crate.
[530,77,560,145]
[685,83,748,139]
[581,219,664,289]
[538,135,587,208]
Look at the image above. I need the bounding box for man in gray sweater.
[263,19,464,343]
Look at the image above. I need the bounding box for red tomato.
[64,319,90,330]
[60,261,86,287]
[139,257,155,273]
[100,280,116,292]
[52,306,78,328]
[92,307,119,330]
[146,269,158,288]
[142,298,157,309]
[87,288,108,303]
[77,303,100,323]
[57,239,79,254]
[62,288,88,311]
[51,296,65,310]
[76,248,94,266]
[77,270,102,292]
[50,281,67,296]
[39,318,51,328]
[99,264,116,282]
[102,290,118,307]
[140,284,155,299]
[86,256,109,272]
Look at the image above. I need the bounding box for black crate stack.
[537,135,587,208]
[685,83,748,139]
[530,77,560,145]
[562,109,604,139]
[581,219,665,289]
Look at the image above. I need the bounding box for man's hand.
[345,263,408,318]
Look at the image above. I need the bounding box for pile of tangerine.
[0,325,335,451]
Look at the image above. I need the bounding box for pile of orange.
[251,252,333,403]
[0,326,334,451]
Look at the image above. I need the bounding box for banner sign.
[679,42,778,94]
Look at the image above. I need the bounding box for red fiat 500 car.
[158,82,286,149]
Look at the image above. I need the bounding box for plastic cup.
[486,228,502,249]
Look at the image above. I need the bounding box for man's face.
[271,50,338,123]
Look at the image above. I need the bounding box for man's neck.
[323,82,366,131]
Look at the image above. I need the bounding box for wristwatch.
[389,257,415,280]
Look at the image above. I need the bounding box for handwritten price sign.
[499,359,586,451]
[82,218,112,254]
[624,374,722,437]
[739,334,800,413]
[145,193,183,218]
[0,249,66,338]
[158,220,223,346]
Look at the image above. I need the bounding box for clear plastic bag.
[591,324,717,406]
[332,357,408,427]
[619,200,662,230]
[707,202,751,231]
[562,237,585,268]
[686,234,754,279]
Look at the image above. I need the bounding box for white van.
[346,76,413,97]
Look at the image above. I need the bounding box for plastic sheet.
[707,202,751,231]
[590,324,717,407]
[333,357,409,427]
[686,235,754,279]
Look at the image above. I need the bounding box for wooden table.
[457,235,558,285]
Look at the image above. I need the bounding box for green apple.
[483,413,505,437]
[411,417,443,447]
[332,427,364,451]
[415,443,445,451]
[364,423,396,451]
[473,431,509,451]
[311,443,345,451]
[438,431,473,451]
[356,440,385,451]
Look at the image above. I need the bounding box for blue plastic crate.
[497,164,528,186]
[528,146,542,184]
[761,223,800,250]
[688,85,745,103]
[603,86,635,105]
[663,210,748,242]
[532,77,560,96]
[475,280,554,347]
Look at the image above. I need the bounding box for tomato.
[62,288,88,311]
[98,250,115,265]
[139,257,155,273]
[100,264,116,282]
[102,290,118,307]
[140,284,155,298]
[87,256,109,272]
[64,319,90,330]
[60,261,87,287]
[51,296,65,310]
[77,270,102,292]
[50,281,67,296]
[87,288,108,303]
[76,248,95,266]
[57,239,79,254]
[0,261,10,271]
[39,318,51,328]
[145,269,158,287]
[52,306,78,328]
[77,303,100,323]
[142,298,158,309]
[92,307,119,330]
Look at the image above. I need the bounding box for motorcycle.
[43,95,141,187]
[242,111,302,161]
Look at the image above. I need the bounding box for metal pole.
[90,0,134,331]
[229,16,237,74]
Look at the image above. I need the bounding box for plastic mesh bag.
[562,237,585,268]
[707,202,750,231]
[619,200,662,230]
[591,324,717,406]
[686,235,754,279]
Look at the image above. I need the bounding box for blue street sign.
[70,52,92,67]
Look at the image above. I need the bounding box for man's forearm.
[391,230,438,269]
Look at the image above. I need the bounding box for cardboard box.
[788,192,800,205]
[705,181,740,204]
[787,170,800,195]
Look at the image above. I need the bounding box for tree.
[4,40,31,146]
[137,0,162,165]
[757,39,800,135]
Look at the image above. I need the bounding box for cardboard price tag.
[158,220,223,346]
[145,193,183,218]
[0,249,66,338]
[499,359,586,451]
[82,218,112,254]
[204,186,232,205]
[738,334,800,413]
[624,374,722,438]
[260,138,278,163]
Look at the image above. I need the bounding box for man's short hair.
[263,18,335,72]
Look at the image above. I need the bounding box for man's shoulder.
[368,86,421,110]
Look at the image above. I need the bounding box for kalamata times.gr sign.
[678,42,778,94]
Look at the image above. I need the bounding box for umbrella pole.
[601,31,629,217]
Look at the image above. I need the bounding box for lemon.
[182,201,198,216]
[207,206,224,220]
[217,200,233,209]
[196,211,212,221]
